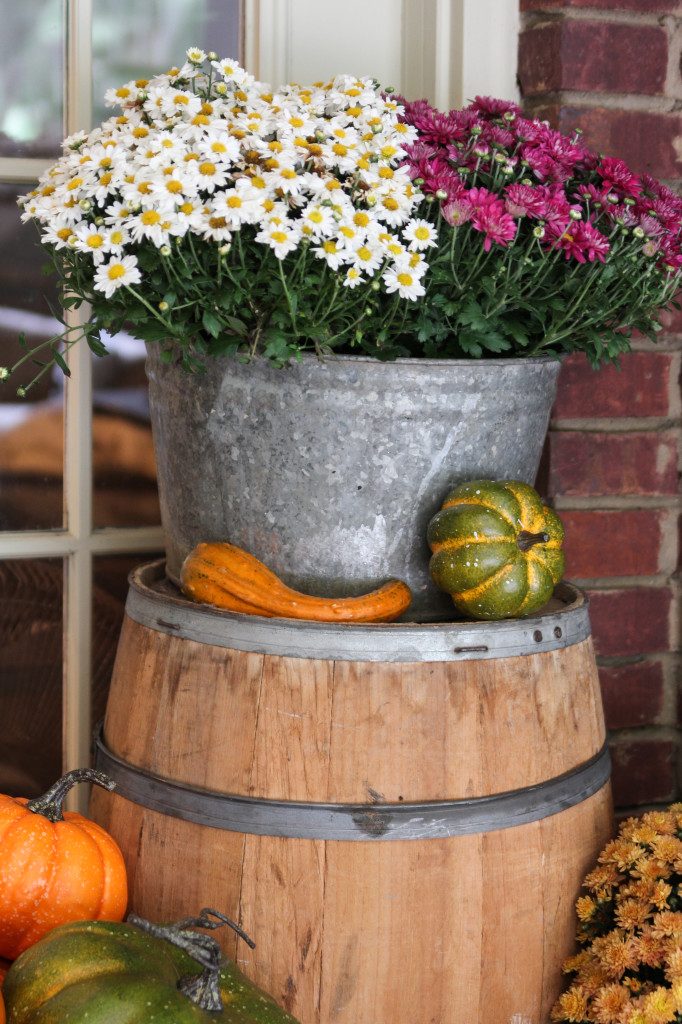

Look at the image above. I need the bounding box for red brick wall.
[519,0,682,814]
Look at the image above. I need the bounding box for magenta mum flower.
[504,183,547,219]
[471,203,518,251]
[469,95,523,119]
[545,220,609,263]
[597,156,642,199]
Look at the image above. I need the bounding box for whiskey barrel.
[90,560,614,1024]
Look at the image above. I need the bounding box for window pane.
[93,551,162,725]
[92,338,160,529]
[0,558,63,797]
[92,0,241,126]
[0,0,64,159]
[0,185,64,530]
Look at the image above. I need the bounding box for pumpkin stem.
[25,768,116,822]
[128,908,255,1014]
[517,530,550,552]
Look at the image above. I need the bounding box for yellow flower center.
[87,233,104,249]
[199,162,216,176]
[108,263,126,280]
[398,272,413,286]
[141,210,161,225]
[271,231,287,243]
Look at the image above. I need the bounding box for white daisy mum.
[93,254,141,297]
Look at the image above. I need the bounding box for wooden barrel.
[90,560,614,1024]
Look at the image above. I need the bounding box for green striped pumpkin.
[427,479,566,620]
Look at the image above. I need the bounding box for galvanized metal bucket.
[146,348,562,621]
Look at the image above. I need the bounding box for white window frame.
[0,0,163,811]
[0,0,517,812]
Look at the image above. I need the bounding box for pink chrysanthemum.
[504,183,547,219]
[471,203,517,251]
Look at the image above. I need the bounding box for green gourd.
[2,909,300,1024]
[427,479,565,620]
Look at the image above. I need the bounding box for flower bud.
[607,193,619,205]
[569,209,582,221]
[494,152,506,163]
[67,234,78,247]
[435,188,448,200]
[218,243,232,255]
[215,82,228,95]
[158,300,169,312]
[16,386,26,398]
[533,225,545,239]
[160,245,172,256]
[371,280,381,291]
[503,111,515,121]
[364,307,373,316]
[0,367,9,382]
[366,195,376,206]
[413,177,425,187]
[425,193,435,203]
[137,91,148,103]
[79,199,92,212]
[371,123,382,134]
[207,51,218,61]
[633,226,645,238]
[94,217,104,226]
[624,197,636,206]
[470,124,483,135]
[502,164,514,175]
[384,85,395,94]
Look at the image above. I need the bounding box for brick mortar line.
[615,802,677,816]
[596,651,678,666]
[521,10,675,29]
[607,724,681,743]
[549,417,681,431]
[551,495,682,509]
[567,574,674,588]
[522,91,682,114]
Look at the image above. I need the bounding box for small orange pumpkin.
[0,768,128,959]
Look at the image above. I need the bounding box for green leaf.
[201,310,223,338]
[51,345,72,377]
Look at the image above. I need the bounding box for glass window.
[92,0,242,128]
[0,184,64,530]
[92,342,160,529]
[0,558,63,797]
[0,1,64,159]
